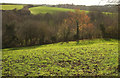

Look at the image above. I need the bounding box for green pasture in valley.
[0,5,24,10]
[2,39,118,76]
[1,5,114,15]
[29,6,75,14]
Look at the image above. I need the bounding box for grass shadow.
[3,45,43,51]
[76,40,79,45]
[103,38,111,41]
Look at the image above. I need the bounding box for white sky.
[0,0,117,6]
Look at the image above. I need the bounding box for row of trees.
[2,8,118,48]
[55,4,118,13]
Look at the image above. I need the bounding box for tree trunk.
[76,20,79,40]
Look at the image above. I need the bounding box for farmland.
[2,39,118,76]
[1,4,113,15]
[0,5,24,10]
[29,6,75,14]
[0,5,75,14]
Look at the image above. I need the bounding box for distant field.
[29,6,75,14]
[102,12,114,15]
[1,5,114,15]
[0,5,24,10]
[2,39,118,76]
[29,6,91,14]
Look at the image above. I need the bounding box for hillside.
[1,5,75,13]
[1,4,113,15]
[29,6,75,14]
[2,39,118,76]
[1,5,24,10]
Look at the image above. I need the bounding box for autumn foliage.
[2,8,118,48]
[60,9,94,41]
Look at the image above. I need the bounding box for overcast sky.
[0,0,118,6]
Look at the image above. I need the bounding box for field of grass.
[0,5,24,10]
[29,6,75,14]
[1,4,114,15]
[2,39,118,76]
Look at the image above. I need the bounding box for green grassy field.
[29,6,114,15]
[1,4,114,15]
[29,6,90,14]
[0,5,24,10]
[2,39,118,76]
[29,6,75,14]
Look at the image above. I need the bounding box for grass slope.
[0,5,24,10]
[1,5,114,15]
[29,6,75,14]
[2,39,118,76]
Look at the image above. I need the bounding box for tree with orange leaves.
[63,9,94,40]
